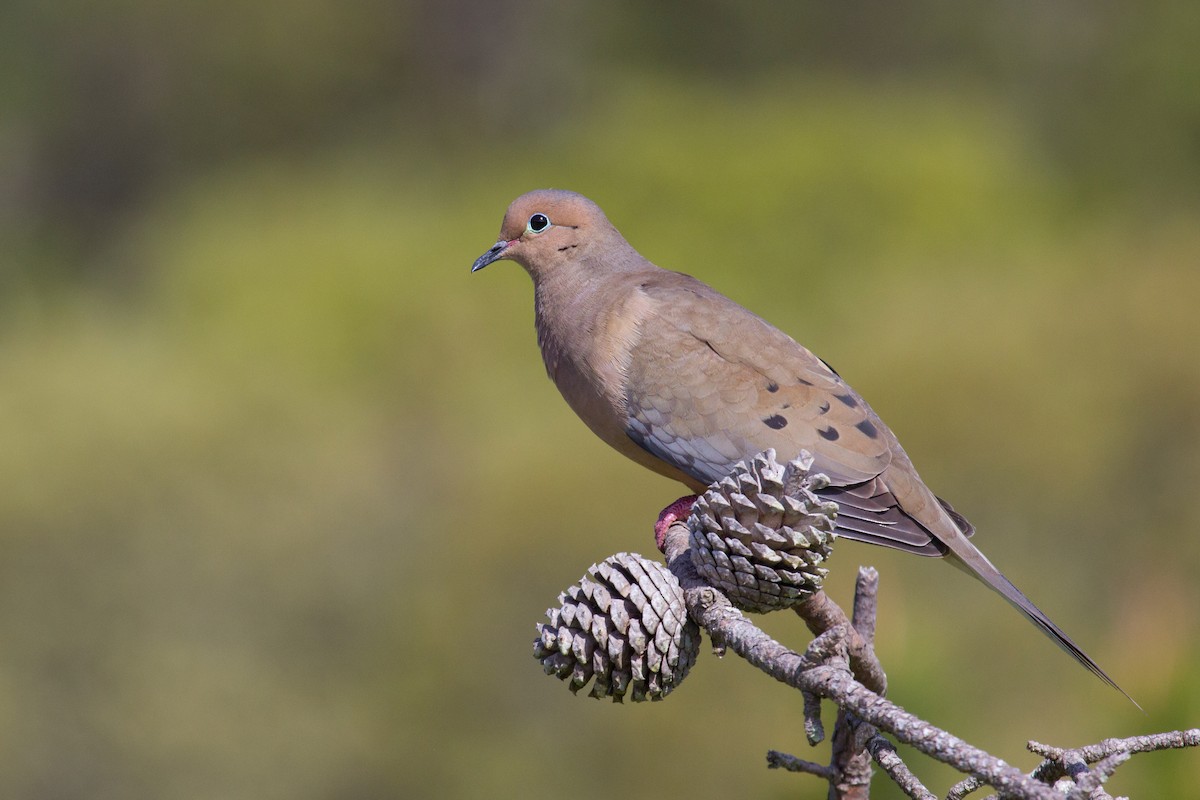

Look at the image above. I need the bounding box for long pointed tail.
[943,541,1140,709]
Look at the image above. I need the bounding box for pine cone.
[689,449,837,613]
[533,552,700,702]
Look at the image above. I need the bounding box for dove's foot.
[654,495,698,552]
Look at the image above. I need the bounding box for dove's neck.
[532,241,649,364]
[532,247,658,435]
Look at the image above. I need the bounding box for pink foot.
[654,494,698,552]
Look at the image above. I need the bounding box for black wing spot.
[818,425,840,441]
[834,392,858,408]
[781,403,791,409]
[766,381,779,393]
[763,414,788,430]
[817,400,831,414]
[797,377,814,386]
[855,419,879,439]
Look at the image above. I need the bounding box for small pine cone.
[689,448,837,613]
[533,553,700,702]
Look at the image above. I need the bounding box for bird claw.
[654,494,698,552]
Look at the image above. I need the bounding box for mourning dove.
[472,188,1127,697]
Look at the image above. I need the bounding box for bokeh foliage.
[1,3,1198,798]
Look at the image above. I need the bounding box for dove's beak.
[471,240,511,273]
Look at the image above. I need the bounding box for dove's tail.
[941,533,1140,710]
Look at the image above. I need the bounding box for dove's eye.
[526,213,551,234]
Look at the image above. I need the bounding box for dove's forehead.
[500,190,606,230]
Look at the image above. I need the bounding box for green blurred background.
[2,2,1198,798]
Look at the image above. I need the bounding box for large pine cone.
[534,553,700,702]
[689,449,837,613]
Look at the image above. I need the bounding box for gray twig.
[766,749,837,779]
[859,726,937,800]
[945,774,985,800]
[803,688,825,745]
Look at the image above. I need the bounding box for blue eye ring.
[526,213,551,234]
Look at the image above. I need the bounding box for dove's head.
[470,189,623,280]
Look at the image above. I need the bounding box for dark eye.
[526,213,550,234]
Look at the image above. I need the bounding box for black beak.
[471,240,509,273]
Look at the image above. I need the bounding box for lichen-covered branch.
[825,569,886,799]
[661,520,1064,800]
[1028,729,1200,784]
[946,729,1200,800]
